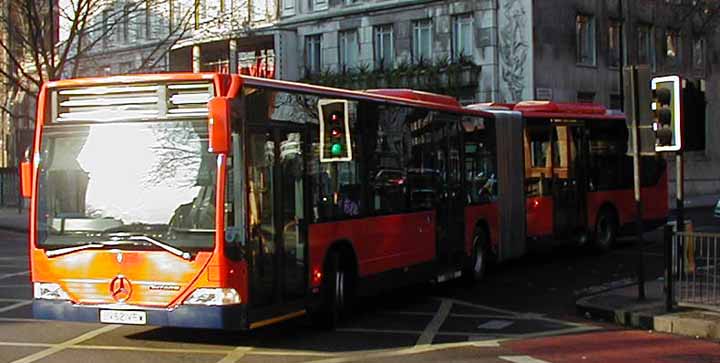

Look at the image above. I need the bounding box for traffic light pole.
[629,67,646,300]
[676,152,684,232]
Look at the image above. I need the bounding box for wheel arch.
[594,202,619,232]
[322,239,359,280]
[473,220,493,255]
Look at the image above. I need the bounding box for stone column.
[192,45,201,73]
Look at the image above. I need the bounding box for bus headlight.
[183,288,241,306]
[33,282,70,300]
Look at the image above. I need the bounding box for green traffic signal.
[331,143,343,156]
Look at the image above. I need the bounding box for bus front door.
[247,126,307,310]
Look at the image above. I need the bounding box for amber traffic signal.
[651,75,682,152]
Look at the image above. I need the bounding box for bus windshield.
[36,120,217,250]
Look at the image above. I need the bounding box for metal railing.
[0,167,20,208]
[671,230,720,311]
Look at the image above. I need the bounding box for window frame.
[412,19,433,64]
[608,20,621,69]
[374,24,394,70]
[305,34,323,75]
[452,13,474,61]
[576,14,597,66]
[637,24,655,70]
[338,29,359,72]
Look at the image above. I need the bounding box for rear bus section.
[30,74,249,329]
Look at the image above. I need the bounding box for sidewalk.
[0,207,28,233]
[576,279,720,340]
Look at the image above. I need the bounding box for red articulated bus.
[23,73,667,330]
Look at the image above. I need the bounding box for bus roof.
[242,76,493,117]
[46,73,218,89]
[44,72,494,118]
[467,101,626,120]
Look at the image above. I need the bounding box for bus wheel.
[594,208,618,252]
[312,251,348,329]
[466,230,488,282]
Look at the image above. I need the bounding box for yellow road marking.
[9,324,120,363]
[249,309,306,329]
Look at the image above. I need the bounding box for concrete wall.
[533,0,720,198]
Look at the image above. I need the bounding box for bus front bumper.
[33,299,247,330]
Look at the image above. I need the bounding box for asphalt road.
[0,207,718,362]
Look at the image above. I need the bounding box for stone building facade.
[275,0,533,104]
[52,0,720,198]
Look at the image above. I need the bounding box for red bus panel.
[308,211,436,286]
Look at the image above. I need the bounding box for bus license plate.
[99,310,147,325]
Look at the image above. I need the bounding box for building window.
[305,34,322,74]
[665,30,681,66]
[374,24,394,70]
[693,38,705,71]
[608,21,621,68]
[339,30,359,72]
[120,4,131,43]
[119,61,134,74]
[309,0,328,12]
[102,9,111,47]
[576,14,596,66]
[577,91,595,104]
[452,14,473,61]
[412,20,432,64]
[282,0,295,16]
[637,24,654,69]
[145,1,154,39]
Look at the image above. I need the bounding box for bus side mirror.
[20,148,32,199]
[208,97,231,154]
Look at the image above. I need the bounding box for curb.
[576,295,658,330]
[0,225,28,233]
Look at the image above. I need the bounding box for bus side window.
[463,116,497,204]
[524,126,552,197]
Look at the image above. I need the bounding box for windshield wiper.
[45,234,192,260]
[107,233,192,260]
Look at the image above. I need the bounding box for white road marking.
[0,317,42,323]
[478,320,514,330]
[415,299,452,346]
[9,324,120,363]
[216,347,253,363]
[0,300,32,313]
[439,297,519,316]
[0,339,336,357]
[499,355,552,363]
[0,271,29,280]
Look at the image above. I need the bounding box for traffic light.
[651,75,683,152]
[319,99,352,162]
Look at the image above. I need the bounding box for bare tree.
[675,0,720,34]
[0,0,196,103]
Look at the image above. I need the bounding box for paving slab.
[35,348,225,363]
[577,279,720,340]
[0,346,46,363]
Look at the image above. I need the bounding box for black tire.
[465,229,488,283]
[594,208,618,252]
[311,251,348,330]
